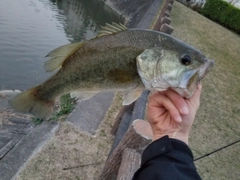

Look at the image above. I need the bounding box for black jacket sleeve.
[132,136,201,180]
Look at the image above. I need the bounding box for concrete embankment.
[106,0,172,29]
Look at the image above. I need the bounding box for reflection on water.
[0,0,123,90]
[54,0,124,42]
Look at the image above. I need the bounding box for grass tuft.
[32,93,75,125]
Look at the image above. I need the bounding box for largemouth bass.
[9,23,214,119]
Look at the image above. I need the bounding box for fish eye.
[181,55,192,65]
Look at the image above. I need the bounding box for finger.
[188,83,202,109]
[148,92,182,123]
[161,89,189,115]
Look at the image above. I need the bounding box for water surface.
[0,0,123,90]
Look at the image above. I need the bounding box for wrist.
[152,132,189,144]
[173,136,189,145]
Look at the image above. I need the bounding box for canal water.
[0,0,123,90]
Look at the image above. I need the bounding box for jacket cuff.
[141,135,194,165]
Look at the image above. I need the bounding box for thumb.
[188,83,202,109]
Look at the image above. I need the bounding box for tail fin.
[9,87,54,120]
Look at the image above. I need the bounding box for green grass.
[32,93,75,125]
[171,2,240,179]
[54,94,75,117]
[32,117,44,125]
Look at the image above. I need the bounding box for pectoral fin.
[70,91,99,101]
[122,90,143,105]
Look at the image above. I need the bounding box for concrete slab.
[0,117,33,159]
[0,108,34,159]
[0,121,59,180]
[195,141,240,180]
[67,92,114,135]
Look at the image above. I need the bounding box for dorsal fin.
[44,42,84,72]
[97,22,128,37]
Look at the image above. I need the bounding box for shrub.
[201,0,240,34]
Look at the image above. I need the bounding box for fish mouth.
[173,71,198,98]
[199,59,214,80]
[177,69,198,89]
[174,58,214,98]
[181,58,214,88]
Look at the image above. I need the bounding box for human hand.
[147,83,202,144]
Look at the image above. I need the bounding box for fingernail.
[181,107,189,114]
[176,116,182,123]
[197,83,202,89]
